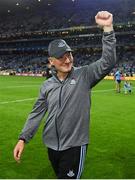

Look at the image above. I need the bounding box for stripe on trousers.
[77,145,86,179]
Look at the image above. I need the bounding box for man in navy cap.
[14,11,117,179]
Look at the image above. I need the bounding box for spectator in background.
[45,62,52,79]
[124,81,132,94]
[114,69,122,93]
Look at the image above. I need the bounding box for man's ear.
[48,57,54,66]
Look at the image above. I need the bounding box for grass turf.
[0,75,135,179]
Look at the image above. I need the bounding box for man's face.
[49,52,73,73]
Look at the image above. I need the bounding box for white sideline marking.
[0,98,36,104]
[0,87,134,105]
[0,85,40,89]
[92,87,134,93]
[92,88,115,93]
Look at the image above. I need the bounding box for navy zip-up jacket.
[19,31,116,151]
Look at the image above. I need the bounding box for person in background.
[127,82,132,94]
[45,62,52,79]
[124,81,132,94]
[114,69,122,93]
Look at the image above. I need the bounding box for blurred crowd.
[0,49,135,77]
[0,0,135,35]
[0,0,135,77]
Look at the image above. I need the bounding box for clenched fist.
[95,11,113,32]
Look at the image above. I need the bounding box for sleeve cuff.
[103,30,114,36]
[19,138,26,143]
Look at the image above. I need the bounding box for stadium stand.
[0,0,135,77]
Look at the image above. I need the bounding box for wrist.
[19,138,26,143]
[103,24,113,32]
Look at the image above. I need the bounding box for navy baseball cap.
[48,39,73,58]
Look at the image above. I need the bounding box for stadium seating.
[0,0,135,76]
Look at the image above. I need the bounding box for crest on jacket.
[70,78,76,85]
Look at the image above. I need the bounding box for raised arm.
[85,11,116,88]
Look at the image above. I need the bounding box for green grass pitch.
[0,75,135,179]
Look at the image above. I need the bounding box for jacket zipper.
[55,116,60,150]
[55,82,64,150]
[59,84,63,108]
[52,68,73,150]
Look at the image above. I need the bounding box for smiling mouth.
[64,64,72,67]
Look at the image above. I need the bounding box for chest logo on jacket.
[70,78,76,85]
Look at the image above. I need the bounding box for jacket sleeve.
[19,85,48,143]
[85,31,117,89]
